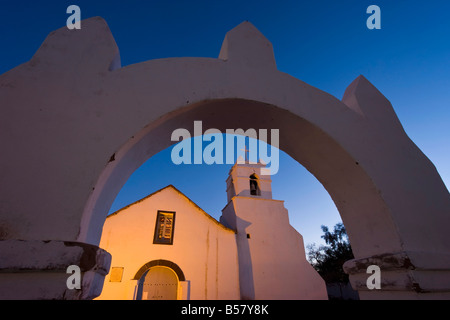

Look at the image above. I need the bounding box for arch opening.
[80,98,402,260]
[249,174,261,196]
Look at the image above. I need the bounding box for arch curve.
[133,259,185,282]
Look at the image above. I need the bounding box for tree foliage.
[306,223,354,284]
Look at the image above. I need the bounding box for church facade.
[96,162,327,300]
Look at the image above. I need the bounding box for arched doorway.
[134,259,186,300]
[137,267,178,300]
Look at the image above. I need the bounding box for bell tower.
[219,159,327,300]
[225,160,272,202]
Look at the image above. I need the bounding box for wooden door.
[140,266,178,300]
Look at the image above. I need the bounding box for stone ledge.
[0,239,111,299]
[343,251,450,295]
[349,269,450,292]
[343,251,450,275]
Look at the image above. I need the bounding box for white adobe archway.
[0,17,449,299]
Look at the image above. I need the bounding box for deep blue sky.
[1,1,449,247]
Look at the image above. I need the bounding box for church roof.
[106,185,236,233]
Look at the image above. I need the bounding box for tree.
[307,223,354,284]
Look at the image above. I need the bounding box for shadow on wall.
[235,216,254,300]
